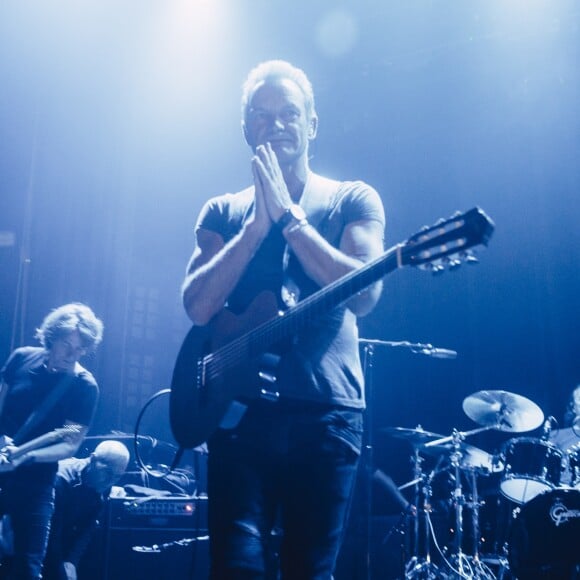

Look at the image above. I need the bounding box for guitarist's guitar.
[170,207,495,449]
[0,424,82,472]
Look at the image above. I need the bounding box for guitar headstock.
[55,424,82,442]
[402,207,495,273]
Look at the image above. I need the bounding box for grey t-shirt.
[195,172,385,410]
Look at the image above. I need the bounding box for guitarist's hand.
[253,143,293,223]
[0,448,36,472]
[250,156,274,237]
[0,443,19,472]
[0,434,15,471]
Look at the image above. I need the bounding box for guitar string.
[203,247,401,382]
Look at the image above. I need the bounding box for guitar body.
[170,292,284,449]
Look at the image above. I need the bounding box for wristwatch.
[276,204,307,230]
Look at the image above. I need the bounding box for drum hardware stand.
[435,430,497,580]
[422,425,496,451]
[404,448,443,579]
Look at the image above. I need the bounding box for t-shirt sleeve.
[338,181,386,228]
[0,348,25,384]
[195,190,253,242]
[196,197,224,233]
[65,372,99,428]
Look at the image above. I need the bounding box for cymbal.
[381,426,444,446]
[462,390,544,433]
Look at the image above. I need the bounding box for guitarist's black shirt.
[0,346,99,484]
[195,173,385,410]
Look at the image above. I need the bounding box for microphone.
[420,347,458,359]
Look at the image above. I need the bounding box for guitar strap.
[282,173,342,306]
[12,372,76,446]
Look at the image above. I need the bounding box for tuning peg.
[464,250,479,265]
[418,259,447,274]
[418,261,439,273]
[448,257,462,270]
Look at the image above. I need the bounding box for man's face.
[572,386,580,418]
[243,78,316,165]
[46,330,87,373]
[85,455,126,493]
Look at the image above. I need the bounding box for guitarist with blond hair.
[0,303,102,580]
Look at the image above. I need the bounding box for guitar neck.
[8,430,69,461]
[203,207,494,382]
[256,245,400,350]
[204,246,400,381]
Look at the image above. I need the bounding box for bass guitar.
[170,207,495,449]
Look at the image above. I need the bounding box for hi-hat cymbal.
[462,390,544,433]
[381,426,444,446]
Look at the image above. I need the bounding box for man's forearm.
[183,222,268,325]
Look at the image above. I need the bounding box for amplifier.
[79,496,210,579]
[108,495,208,531]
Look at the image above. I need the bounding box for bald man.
[42,441,130,580]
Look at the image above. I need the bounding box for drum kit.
[383,390,580,579]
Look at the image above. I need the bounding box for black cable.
[133,387,184,479]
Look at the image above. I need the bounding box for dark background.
[1,0,579,518]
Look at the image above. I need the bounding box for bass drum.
[508,488,580,579]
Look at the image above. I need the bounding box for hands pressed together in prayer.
[251,143,294,233]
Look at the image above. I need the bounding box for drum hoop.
[500,473,555,487]
[502,437,563,454]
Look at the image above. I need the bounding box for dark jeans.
[0,476,55,580]
[207,401,363,580]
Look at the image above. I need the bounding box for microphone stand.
[357,338,459,579]
[361,342,375,580]
[359,339,433,349]
[359,338,457,359]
